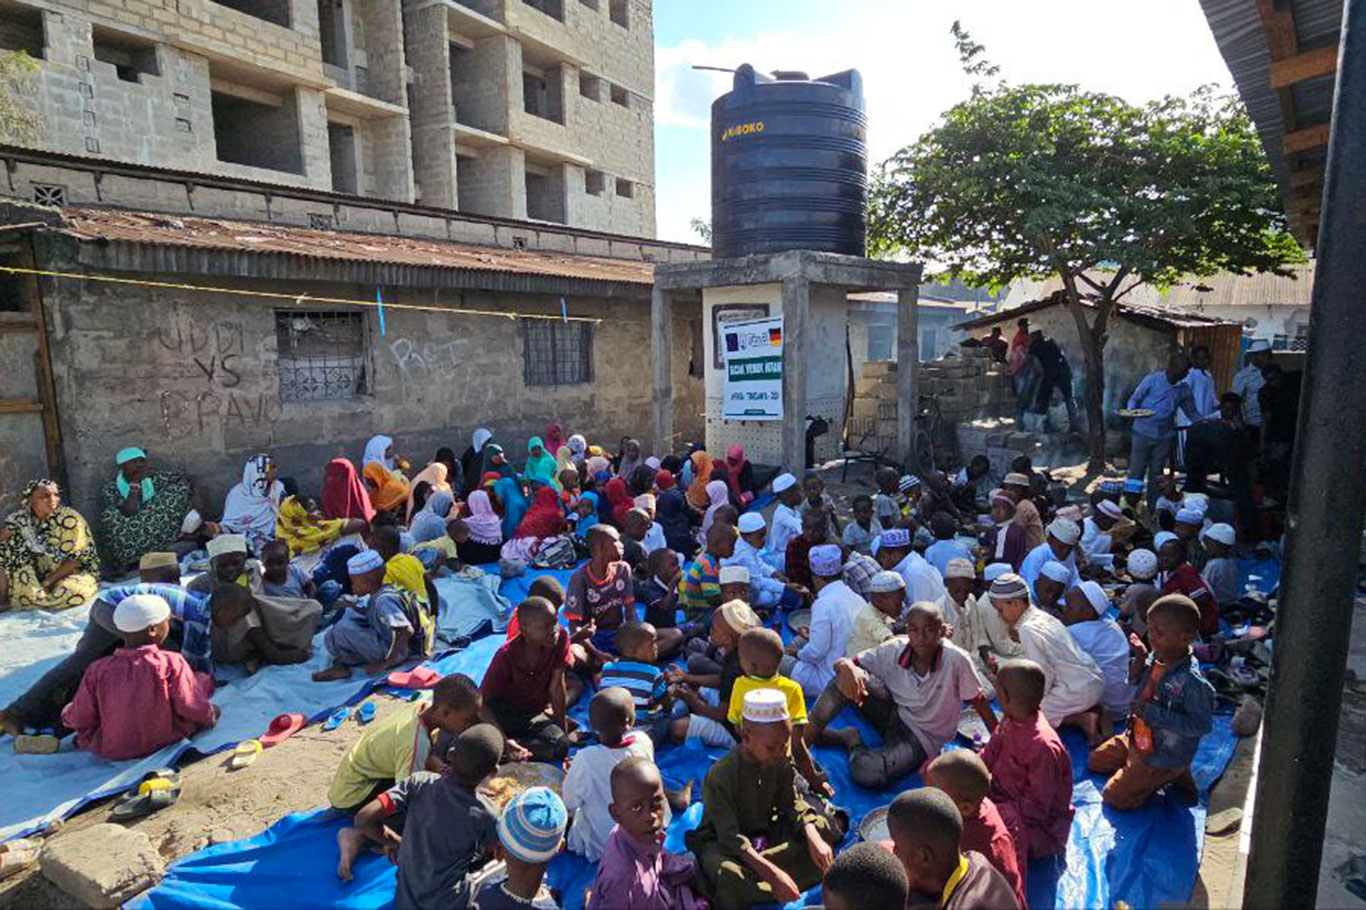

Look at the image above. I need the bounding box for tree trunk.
[1057,271,1110,471]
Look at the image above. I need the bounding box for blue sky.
[652,0,1234,243]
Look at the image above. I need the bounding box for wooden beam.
[0,399,42,415]
[1270,46,1339,89]
[1256,0,1299,59]
[1290,165,1326,188]
[1284,123,1332,155]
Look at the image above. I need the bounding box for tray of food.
[479,762,566,810]
[858,806,890,843]
[786,609,812,637]
[1116,408,1155,418]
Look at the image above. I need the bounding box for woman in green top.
[98,446,203,574]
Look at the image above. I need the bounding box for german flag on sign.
[768,327,782,346]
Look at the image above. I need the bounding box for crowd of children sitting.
[1,424,1239,908]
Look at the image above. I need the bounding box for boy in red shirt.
[924,750,1027,909]
[1156,535,1218,637]
[62,593,217,761]
[480,597,572,762]
[981,658,1074,864]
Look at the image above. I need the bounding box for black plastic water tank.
[710,64,866,259]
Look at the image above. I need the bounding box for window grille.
[32,184,65,207]
[275,310,371,401]
[523,319,593,386]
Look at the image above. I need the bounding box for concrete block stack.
[955,416,1042,481]
[918,346,1015,423]
[850,360,899,440]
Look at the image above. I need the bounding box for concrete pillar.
[896,285,920,467]
[781,276,810,471]
[651,285,674,453]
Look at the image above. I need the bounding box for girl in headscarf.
[492,476,529,539]
[523,437,559,490]
[685,450,714,511]
[626,464,657,498]
[544,421,567,457]
[699,480,731,537]
[276,495,358,556]
[463,490,504,550]
[725,443,757,505]
[554,446,576,487]
[362,435,397,471]
[322,458,376,527]
[603,477,634,528]
[594,471,616,525]
[220,454,284,552]
[655,472,698,558]
[482,444,516,481]
[502,487,567,562]
[0,479,100,611]
[434,446,463,495]
[405,461,452,524]
[409,490,454,544]
[710,463,739,510]
[567,434,588,464]
[616,438,643,482]
[98,446,197,573]
[460,428,493,496]
[361,436,410,515]
[585,454,611,479]
[573,491,599,539]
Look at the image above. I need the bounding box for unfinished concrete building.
[0,0,655,235]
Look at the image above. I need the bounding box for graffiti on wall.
[153,315,276,437]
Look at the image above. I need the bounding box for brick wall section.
[402,1,456,208]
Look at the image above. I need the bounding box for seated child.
[599,623,669,737]
[186,533,263,596]
[727,627,830,797]
[314,550,422,682]
[1200,523,1240,604]
[411,518,461,573]
[923,751,1026,909]
[61,593,218,761]
[667,600,761,748]
[821,841,909,910]
[635,547,682,630]
[814,602,995,789]
[634,494,668,555]
[685,689,841,910]
[784,544,857,700]
[210,584,314,670]
[620,508,652,572]
[981,659,1074,863]
[563,687,660,861]
[888,788,1021,910]
[841,494,883,555]
[1033,561,1070,614]
[679,522,737,625]
[589,757,701,909]
[1156,535,1218,638]
[334,675,483,876]
[986,573,1105,738]
[725,513,806,612]
[566,526,640,671]
[261,539,317,599]
[574,491,600,540]
[846,570,904,658]
[717,565,751,609]
[471,786,566,910]
[924,512,972,579]
[1119,548,1159,636]
[480,597,572,762]
[799,471,841,541]
[872,466,903,528]
[1060,581,1135,728]
[352,724,503,909]
[503,575,566,642]
[1088,594,1214,809]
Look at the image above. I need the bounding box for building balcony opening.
[525,163,566,223]
[212,0,291,28]
[317,0,347,68]
[327,122,358,194]
[522,0,564,21]
[615,177,633,198]
[609,0,628,28]
[609,82,628,107]
[0,0,47,59]
[211,88,304,174]
[579,71,600,102]
[585,168,605,196]
[522,65,563,124]
[91,26,160,83]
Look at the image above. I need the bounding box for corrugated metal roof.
[954,293,1244,332]
[55,209,656,286]
[1002,266,1314,310]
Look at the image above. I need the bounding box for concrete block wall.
[402,1,456,209]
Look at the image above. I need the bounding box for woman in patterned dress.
[0,479,101,611]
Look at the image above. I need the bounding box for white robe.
[1019,542,1079,596]
[894,551,947,605]
[791,579,862,698]
[1015,606,1105,725]
[766,503,803,573]
[1066,618,1134,716]
[1079,517,1113,562]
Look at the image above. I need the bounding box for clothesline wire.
[0,266,604,324]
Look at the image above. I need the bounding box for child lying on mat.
[685,689,841,910]
[352,724,503,909]
[588,757,702,909]
[563,687,661,862]
[333,675,484,879]
[1089,594,1214,810]
[61,593,218,761]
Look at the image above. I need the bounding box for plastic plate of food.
[957,709,991,745]
[787,609,812,637]
[859,806,890,843]
[479,762,565,810]
[1116,408,1155,418]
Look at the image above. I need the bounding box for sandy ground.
[0,697,410,909]
[0,459,1263,908]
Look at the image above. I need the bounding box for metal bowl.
[858,806,890,843]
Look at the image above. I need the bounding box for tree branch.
[1077,271,1107,295]
[1112,278,1145,302]
[1103,267,1131,298]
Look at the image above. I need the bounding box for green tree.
[689,217,712,245]
[870,30,1303,469]
[0,51,41,145]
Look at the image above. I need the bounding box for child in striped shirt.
[599,622,669,742]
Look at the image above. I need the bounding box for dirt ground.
[0,459,1257,908]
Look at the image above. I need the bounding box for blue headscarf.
[493,477,529,539]
[410,490,453,544]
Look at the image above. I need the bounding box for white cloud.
[653,0,1234,242]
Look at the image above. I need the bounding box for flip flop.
[356,702,376,725]
[387,666,442,689]
[260,713,307,747]
[229,739,262,770]
[112,769,181,820]
[323,707,353,731]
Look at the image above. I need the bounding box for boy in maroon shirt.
[480,597,572,762]
[981,658,1074,864]
[1156,537,1218,638]
[924,751,1027,909]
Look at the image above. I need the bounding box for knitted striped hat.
[988,573,1031,602]
[497,786,567,864]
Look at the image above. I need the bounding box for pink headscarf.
[700,479,730,536]
[464,490,503,545]
[544,421,566,458]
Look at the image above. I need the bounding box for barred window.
[523,319,594,386]
[275,310,371,401]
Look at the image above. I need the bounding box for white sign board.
[721,316,784,421]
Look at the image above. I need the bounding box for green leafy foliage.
[0,51,41,145]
